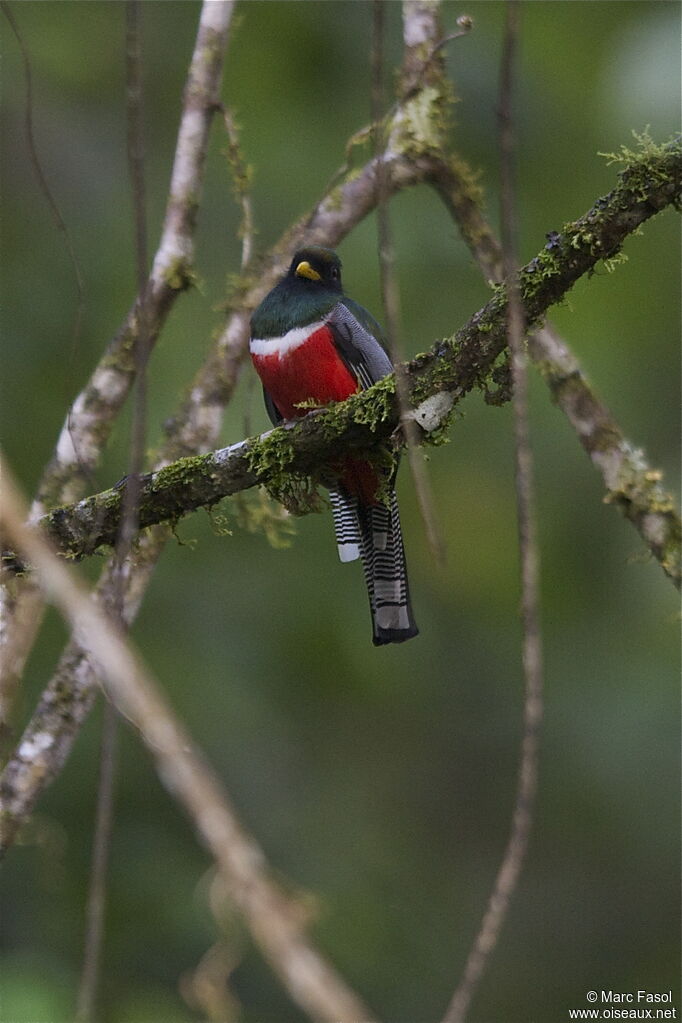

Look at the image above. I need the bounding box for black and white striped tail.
[330,489,418,646]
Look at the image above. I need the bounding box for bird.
[249,245,418,646]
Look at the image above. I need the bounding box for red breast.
[251,323,379,502]
[251,324,358,419]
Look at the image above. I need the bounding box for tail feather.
[331,488,418,645]
[329,489,361,562]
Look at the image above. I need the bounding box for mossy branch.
[429,134,681,589]
[10,138,680,584]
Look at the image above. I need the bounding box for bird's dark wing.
[263,386,283,426]
[327,299,393,391]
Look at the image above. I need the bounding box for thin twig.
[0,1,86,355]
[76,6,151,1018]
[184,101,258,1023]
[218,105,259,584]
[75,699,118,1023]
[443,6,544,1019]
[426,18,474,62]
[118,0,152,554]
[0,457,378,1023]
[221,102,259,444]
[0,0,87,734]
[221,106,256,271]
[373,0,446,563]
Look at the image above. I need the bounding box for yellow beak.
[295,260,321,282]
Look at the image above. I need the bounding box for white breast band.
[250,318,327,357]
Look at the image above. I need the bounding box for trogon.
[249,245,418,646]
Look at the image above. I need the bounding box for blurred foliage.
[1,2,680,1022]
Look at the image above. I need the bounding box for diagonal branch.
[529,326,681,583]
[10,141,680,584]
[0,459,377,1023]
[428,142,681,588]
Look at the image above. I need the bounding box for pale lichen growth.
[405,391,455,432]
[389,85,448,157]
[18,731,54,761]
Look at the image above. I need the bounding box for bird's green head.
[251,246,345,336]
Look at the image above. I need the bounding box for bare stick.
[221,107,256,270]
[0,1,86,352]
[76,6,153,1018]
[74,699,118,1023]
[118,0,152,554]
[0,457,377,1023]
[443,7,543,1018]
[0,0,86,735]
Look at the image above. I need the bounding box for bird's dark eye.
[330,267,339,280]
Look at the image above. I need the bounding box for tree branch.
[10,140,679,581]
[0,459,377,1023]
[428,141,681,588]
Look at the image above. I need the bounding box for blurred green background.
[1,2,680,1021]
